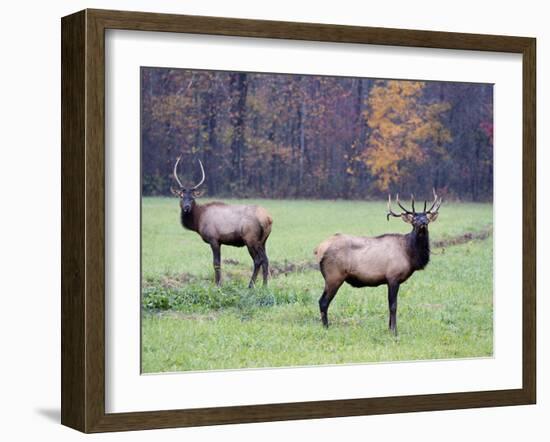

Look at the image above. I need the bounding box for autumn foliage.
[364,81,452,191]
[142,68,493,201]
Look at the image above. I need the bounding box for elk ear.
[192,189,204,198]
[427,212,439,223]
[401,213,414,224]
[170,186,183,197]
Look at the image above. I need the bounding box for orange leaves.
[362,80,451,191]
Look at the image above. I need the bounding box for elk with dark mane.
[171,157,273,287]
[314,191,442,334]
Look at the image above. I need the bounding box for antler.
[172,157,206,190]
[396,194,414,214]
[388,189,442,221]
[387,194,411,220]
[191,159,206,190]
[426,188,443,214]
[173,156,184,188]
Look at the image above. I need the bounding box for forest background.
[141,68,493,201]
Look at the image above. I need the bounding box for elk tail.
[314,239,330,263]
[256,207,273,243]
[314,234,342,263]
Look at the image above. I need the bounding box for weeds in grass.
[142,278,311,316]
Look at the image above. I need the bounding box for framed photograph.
[61,9,536,433]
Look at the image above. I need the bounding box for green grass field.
[141,197,493,373]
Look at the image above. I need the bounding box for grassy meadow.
[141,197,493,373]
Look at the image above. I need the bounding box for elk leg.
[246,246,262,288]
[260,246,269,286]
[387,283,399,335]
[319,280,343,328]
[210,243,221,286]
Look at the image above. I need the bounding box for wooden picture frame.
[61,8,536,433]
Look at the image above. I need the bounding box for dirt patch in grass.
[143,272,197,290]
[270,261,319,277]
[159,273,195,287]
[432,225,492,249]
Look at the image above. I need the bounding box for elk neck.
[405,227,430,270]
[180,204,202,232]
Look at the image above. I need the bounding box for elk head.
[170,156,206,213]
[387,189,442,232]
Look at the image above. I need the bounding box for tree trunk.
[229,73,248,192]
[298,98,306,194]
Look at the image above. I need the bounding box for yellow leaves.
[380,119,405,138]
[400,81,425,97]
[362,80,451,191]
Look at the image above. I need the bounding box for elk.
[314,190,442,334]
[171,157,273,287]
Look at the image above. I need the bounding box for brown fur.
[316,192,443,333]
[315,224,434,333]
[180,200,273,287]
[255,206,273,243]
[172,157,273,287]
[315,233,414,287]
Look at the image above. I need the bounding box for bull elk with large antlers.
[171,157,273,287]
[314,190,442,334]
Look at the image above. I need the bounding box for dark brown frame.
[61,8,536,433]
